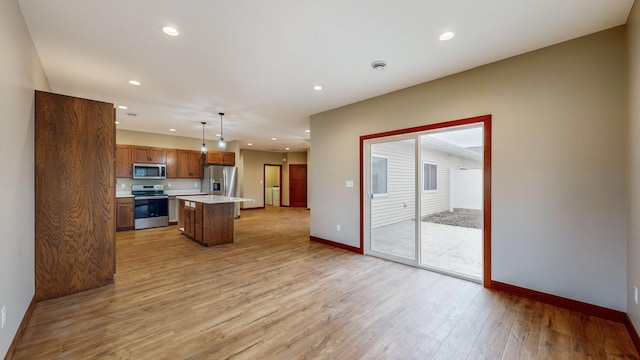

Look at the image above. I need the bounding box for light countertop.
[176,195,254,204]
[116,190,206,198]
[165,190,207,196]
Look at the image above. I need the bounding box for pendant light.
[217,112,226,150]
[200,121,207,154]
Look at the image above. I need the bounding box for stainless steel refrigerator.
[201,164,240,218]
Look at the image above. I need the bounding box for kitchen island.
[176,195,253,247]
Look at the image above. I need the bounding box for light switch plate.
[346,180,354,188]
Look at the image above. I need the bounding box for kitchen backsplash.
[116,178,202,193]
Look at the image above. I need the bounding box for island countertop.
[175,194,254,204]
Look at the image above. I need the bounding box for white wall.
[0,0,50,356]
[628,0,640,331]
[450,169,483,211]
[311,27,628,311]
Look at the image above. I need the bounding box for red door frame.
[360,114,492,288]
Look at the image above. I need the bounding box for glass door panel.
[419,126,484,281]
[369,138,417,262]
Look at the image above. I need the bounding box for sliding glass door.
[363,122,485,283]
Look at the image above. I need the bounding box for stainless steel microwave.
[132,163,167,179]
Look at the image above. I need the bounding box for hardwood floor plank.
[12,207,640,359]
[501,297,542,360]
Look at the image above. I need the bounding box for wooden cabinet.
[115,145,133,178]
[166,148,177,178]
[35,91,115,302]
[178,150,203,178]
[178,199,235,247]
[116,197,134,231]
[194,202,203,242]
[117,145,212,178]
[222,152,235,165]
[206,151,235,166]
[183,206,195,238]
[180,201,202,242]
[133,146,166,163]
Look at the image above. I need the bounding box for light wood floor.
[14,207,639,359]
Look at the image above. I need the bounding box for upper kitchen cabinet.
[133,146,166,164]
[206,151,235,166]
[115,144,133,178]
[178,150,203,178]
[35,91,115,302]
[166,148,177,178]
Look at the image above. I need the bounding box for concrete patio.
[371,220,483,280]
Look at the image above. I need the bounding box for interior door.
[289,164,307,207]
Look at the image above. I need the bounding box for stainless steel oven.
[132,184,169,229]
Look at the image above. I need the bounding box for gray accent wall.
[628,0,640,333]
[0,0,50,356]
[311,27,628,311]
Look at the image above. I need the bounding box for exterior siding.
[371,140,415,228]
[370,138,481,228]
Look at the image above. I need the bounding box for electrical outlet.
[635,286,638,305]
[337,224,341,232]
[194,182,198,188]
[167,182,172,188]
[1,306,6,328]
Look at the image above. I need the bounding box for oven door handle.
[134,196,169,200]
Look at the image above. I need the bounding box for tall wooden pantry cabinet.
[34,91,116,302]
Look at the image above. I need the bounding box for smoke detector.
[371,61,387,71]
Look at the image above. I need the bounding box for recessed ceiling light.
[216,133,221,137]
[305,129,310,133]
[248,143,253,146]
[272,137,277,141]
[128,80,141,86]
[285,147,290,151]
[169,128,176,132]
[439,31,455,41]
[118,105,128,110]
[115,121,120,125]
[371,61,387,71]
[162,26,179,37]
[313,85,323,91]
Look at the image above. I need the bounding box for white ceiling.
[17,0,634,152]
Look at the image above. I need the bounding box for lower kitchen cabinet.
[116,197,134,231]
[177,197,236,247]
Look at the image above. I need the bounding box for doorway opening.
[361,115,491,286]
[264,164,282,207]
